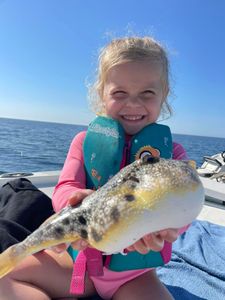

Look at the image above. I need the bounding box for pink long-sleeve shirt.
[52,131,188,212]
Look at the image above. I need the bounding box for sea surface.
[0,117,225,174]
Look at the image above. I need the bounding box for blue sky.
[0,0,225,138]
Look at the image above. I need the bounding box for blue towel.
[157,220,225,300]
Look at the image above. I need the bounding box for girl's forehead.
[104,61,164,87]
[109,60,163,72]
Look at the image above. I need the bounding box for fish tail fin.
[0,245,26,279]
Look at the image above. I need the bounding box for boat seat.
[198,154,225,177]
[211,171,225,183]
[204,156,222,167]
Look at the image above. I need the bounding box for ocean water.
[0,117,225,173]
[0,118,87,173]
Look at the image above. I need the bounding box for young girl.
[0,36,188,300]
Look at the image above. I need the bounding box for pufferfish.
[0,156,204,279]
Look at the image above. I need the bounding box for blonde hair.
[89,36,172,119]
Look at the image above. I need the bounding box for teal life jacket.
[83,116,172,189]
[70,116,173,271]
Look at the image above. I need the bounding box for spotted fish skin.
[0,156,204,278]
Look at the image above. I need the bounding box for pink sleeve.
[52,131,87,212]
[172,142,188,160]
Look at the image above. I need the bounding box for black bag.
[0,178,54,252]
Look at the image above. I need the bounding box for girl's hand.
[126,228,180,254]
[52,189,93,253]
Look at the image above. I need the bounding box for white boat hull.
[200,177,225,203]
[0,171,60,198]
[0,171,60,188]
[1,170,225,226]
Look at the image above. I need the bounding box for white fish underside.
[101,186,204,253]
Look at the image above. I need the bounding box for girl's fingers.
[158,228,180,243]
[126,233,165,254]
[126,245,136,252]
[52,239,89,253]
[68,189,94,206]
[128,240,150,254]
[51,230,179,255]
[71,239,89,250]
[51,243,68,253]
[143,233,164,252]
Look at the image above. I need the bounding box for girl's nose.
[125,96,142,107]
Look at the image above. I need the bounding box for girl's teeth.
[123,116,143,121]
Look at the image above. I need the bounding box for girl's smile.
[103,61,168,135]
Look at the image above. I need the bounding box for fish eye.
[124,194,136,202]
[142,155,160,164]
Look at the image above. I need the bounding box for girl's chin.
[122,123,145,135]
[118,118,147,135]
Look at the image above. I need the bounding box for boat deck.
[198,202,225,226]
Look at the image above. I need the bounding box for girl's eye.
[140,90,155,99]
[142,90,155,95]
[113,91,126,95]
[112,91,127,99]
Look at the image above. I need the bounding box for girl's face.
[102,61,168,135]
